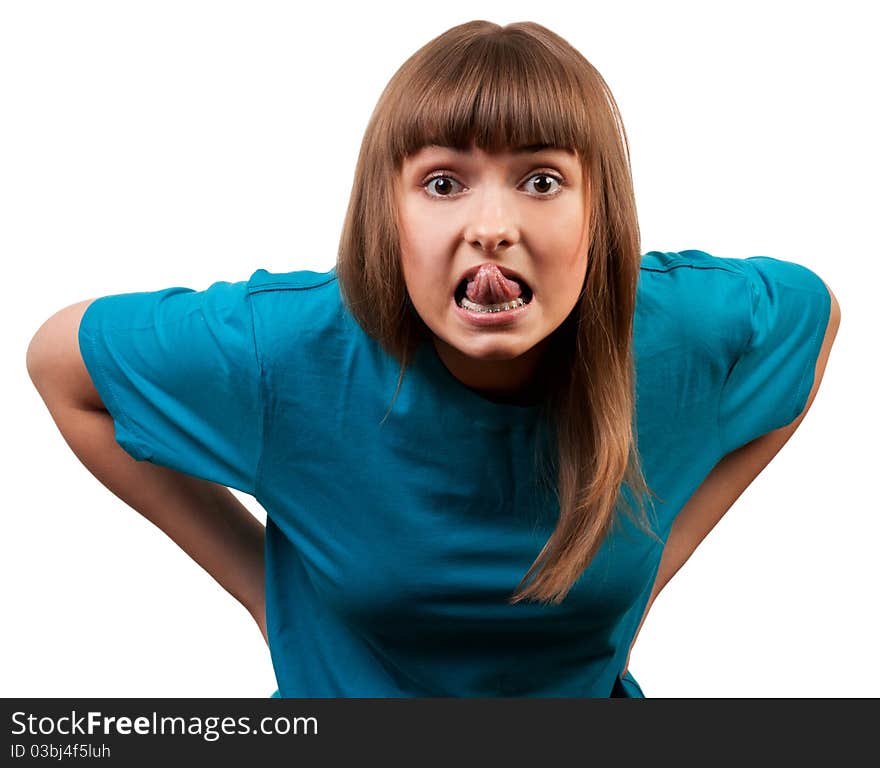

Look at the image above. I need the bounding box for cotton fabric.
[77,249,831,697]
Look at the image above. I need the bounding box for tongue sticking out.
[464,264,524,305]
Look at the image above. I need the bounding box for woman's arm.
[624,282,841,675]
[27,301,268,643]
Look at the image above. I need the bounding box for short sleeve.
[718,256,831,455]
[77,277,263,495]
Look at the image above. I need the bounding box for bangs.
[387,34,593,163]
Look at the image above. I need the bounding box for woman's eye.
[421,172,564,199]
[423,175,464,198]
[523,173,563,196]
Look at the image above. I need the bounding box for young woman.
[27,20,840,698]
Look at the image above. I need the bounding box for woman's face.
[396,141,590,402]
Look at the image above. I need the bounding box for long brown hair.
[336,20,662,605]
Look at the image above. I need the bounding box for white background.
[3,1,875,698]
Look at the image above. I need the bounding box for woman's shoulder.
[636,249,750,362]
[244,264,354,360]
[247,265,338,294]
[639,249,747,281]
[637,248,827,360]
[245,265,341,321]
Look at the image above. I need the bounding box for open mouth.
[454,278,534,308]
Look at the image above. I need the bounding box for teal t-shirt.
[77,249,831,697]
